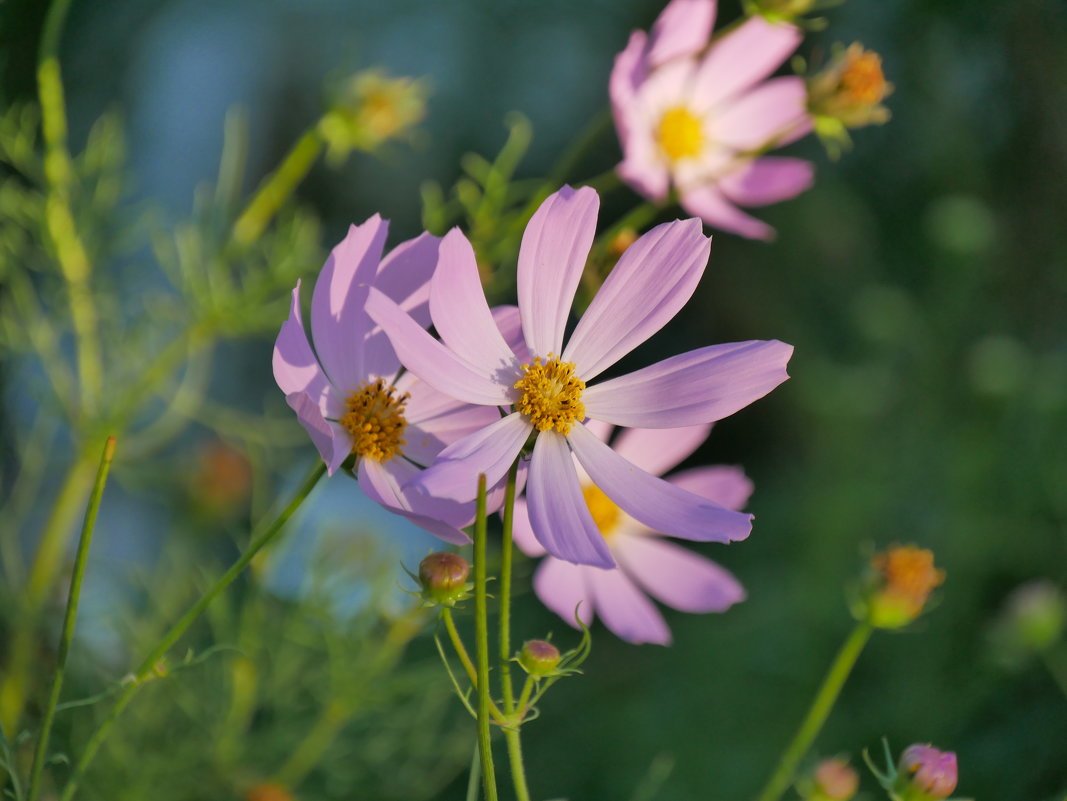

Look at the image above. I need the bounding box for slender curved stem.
[472,475,498,801]
[27,437,116,801]
[753,622,873,801]
[58,462,327,801]
[443,609,478,686]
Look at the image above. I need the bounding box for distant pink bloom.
[899,745,958,799]
[366,186,793,567]
[512,421,750,645]
[611,0,814,240]
[273,216,497,544]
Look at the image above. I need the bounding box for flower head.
[417,552,472,607]
[808,43,892,156]
[611,0,814,239]
[806,757,860,801]
[273,217,499,543]
[513,421,751,645]
[365,187,792,570]
[861,545,945,629]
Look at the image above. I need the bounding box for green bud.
[518,639,561,677]
[418,552,471,607]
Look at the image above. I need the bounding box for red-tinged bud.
[418,552,471,607]
[896,744,958,800]
[518,639,561,677]
[809,757,859,800]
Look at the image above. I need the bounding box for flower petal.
[310,216,389,391]
[412,413,531,503]
[610,30,650,147]
[647,0,717,68]
[274,280,331,399]
[568,422,752,543]
[718,157,814,207]
[680,185,775,240]
[587,564,671,645]
[612,424,711,477]
[517,186,599,358]
[691,17,801,111]
[365,287,514,405]
[615,534,745,613]
[362,232,441,379]
[563,219,711,381]
[714,76,810,151]
[396,372,500,467]
[285,391,350,476]
[510,496,546,557]
[669,465,753,511]
[492,305,533,364]
[358,458,471,545]
[533,557,594,629]
[527,432,615,568]
[584,340,792,428]
[431,228,519,374]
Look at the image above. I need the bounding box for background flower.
[513,421,750,646]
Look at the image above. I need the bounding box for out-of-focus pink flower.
[898,744,958,799]
[611,0,813,240]
[512,421,749,645]
[366,186,793,568]
[273,216,498,543]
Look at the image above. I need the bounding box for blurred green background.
[1,0,1065,800]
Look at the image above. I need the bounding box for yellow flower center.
[841,48,888,106]
[656,106,705,162]
[582,484,621,540]
[513,355,585,434]
[339,378,409,461]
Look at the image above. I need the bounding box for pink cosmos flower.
[365,185,792,568]
[611,0,814,240]
[273,216,499,544]
[512,421,750,645]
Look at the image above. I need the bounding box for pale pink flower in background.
[273,216,498,544]
[612,0,814,240]
[512,421,751,646]
[366,186,793,568]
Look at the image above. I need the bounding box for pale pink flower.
[612,0,814,240]
[512,421,750,645]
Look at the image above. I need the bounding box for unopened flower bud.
[418,552,471,607]
[809,757,859,800]
[996,580,1066,655]
[896,744,958,800]
[518,639,561,677]
[860,545,944,629]
[246,782,293,801]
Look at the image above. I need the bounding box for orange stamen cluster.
[340,378,409,461]
[867,545,945,628]
[514,355,586,434]
[841,46,889,106]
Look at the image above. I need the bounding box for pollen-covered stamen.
[656,106,705,162]
[841,47,888,106]
[340,378,410,461]
[582,484,622,540]
[514,355,586,434]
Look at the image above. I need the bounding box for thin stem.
[465,742,481,801]
[473,475,498,801]
[38,0,102,417]
[503,728,531,801]
[58,462,327,801]
[27,437,116,801]
[443,608,478,686]
[231,128,324,247]
[498,462,520,716]
[753,622,873,801]
[516,676,535,718]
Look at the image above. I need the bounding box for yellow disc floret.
[582,484,622,540]
[514,355,586,434]
[340,378,409,461]
[656,106,705,162]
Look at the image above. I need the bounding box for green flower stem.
[57,462,327,801]
[26,437,116,801]
[516,676,535,717]
[441,609,505,723]
[503,728,531,801]
[38,0,102,418]
[753,622,873,801]
[465,742,482,801]
[231,128,323,247]
[0,451,98,735]
[473,475,499,801]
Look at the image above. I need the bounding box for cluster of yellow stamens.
[865,545,945,628]
[514,355,586,434]
[656,106,705,162]
[582,484,622,540]
[339,378,410,462]
[840,46,889,107]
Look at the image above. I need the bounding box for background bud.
[246,783,294,801]
[810,757,859,800]
[897,744,958,800]
[418,552,471,606]
[992,580,1066,660]
[518,639,561,677]
[861,545,944,629]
